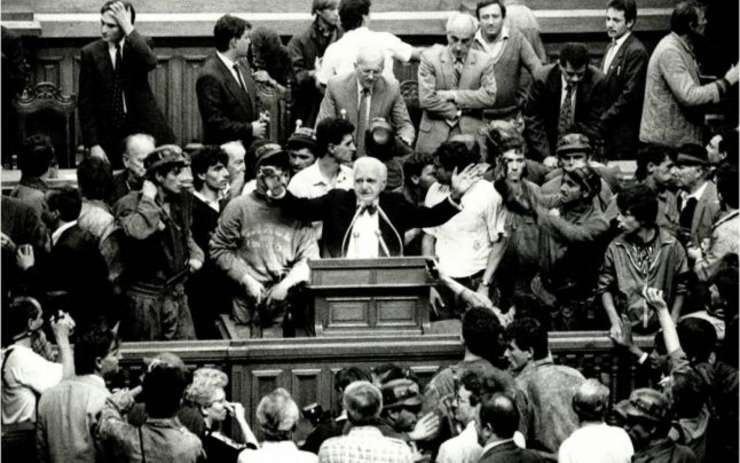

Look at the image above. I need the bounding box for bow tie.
[357,201,379,215]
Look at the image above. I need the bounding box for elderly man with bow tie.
[263,156,485,258]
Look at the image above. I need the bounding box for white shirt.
[239,441,317,463]
[193,190,221,212]
[424,181,506,278]
[561,75,578,108]
[602,31,631,73]
[51,220,78,247]
[217,51,245,89]
[473,26,510,63]
[1,345,63,424]
[558,422,633,463]
[317,27,413,85]
[288,161,354,199]
[346,207,380,258]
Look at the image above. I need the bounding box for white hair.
[355,46,385,68]
[353,156,387,182]
[446,12,478,33]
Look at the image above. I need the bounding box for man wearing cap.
[616,388,697,463]
[673,144,721,246]
[416,13,497,156]
[267,156,484,258]
[287,125,319,176]
[523,43,606,162]
[539,133,615,212]
[114,145,203,341]
[558,379,634,463]
[318,381,413,463]
[316,45,414,157]
[532,166,610,330]
[210,144,319,337]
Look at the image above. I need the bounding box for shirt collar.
[481,438,514,455]
[216,51,237,71]
[108,37,125,52]
[357,80,373,98]
[192,190,221,212]
[52,221,77,246]
[686,180,709,201]
[612,31,630,49]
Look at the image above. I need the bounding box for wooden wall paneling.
[149,54,174,143]
[34,54,62,88]
[290,368,324,411]
[182,54,207,144]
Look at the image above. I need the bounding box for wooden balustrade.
[119,332,654,433]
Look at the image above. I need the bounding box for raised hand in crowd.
[449,163,489,201]
[108,1,134,36]
[407,411,440,442]
[15,243,34,271]
[724,62,739,86]
[251,112,270,139]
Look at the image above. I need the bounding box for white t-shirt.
[558,422,634,463]
[288,162,354,199]
[2,345,63,424]
[317,27,414,85]
[424,181,505,278]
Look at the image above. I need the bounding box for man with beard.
[597,184,689,339]
[114,145,204,341]
[210,145,319,337]
[640,1,738,148]
[288,0,342,128]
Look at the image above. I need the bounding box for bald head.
[572,378,610,422]
[355,46,385,90]
[446,13,477,61]
[123,133,156,178]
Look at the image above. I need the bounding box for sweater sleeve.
[209,199,252,283]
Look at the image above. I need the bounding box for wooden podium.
[309,257,433,336]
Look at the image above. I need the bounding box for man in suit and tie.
[79,1,175,169]
[523,43,607,162]
[315,46,414,157]
[416,13,497,155]
[196,15,268,148]
[674,144,721,246]
[600,0,649,160]
[476,393,543,463]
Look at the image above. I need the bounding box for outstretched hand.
[643,287,668,311]
[450,163,489,200]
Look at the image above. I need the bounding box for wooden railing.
[119,332,654,432]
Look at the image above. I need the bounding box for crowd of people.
[1,0,738,461]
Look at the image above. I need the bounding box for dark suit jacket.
[523,63,607,161]
[600,33,649,159]
[49,225,115,327]
[280,189,461,257]
[79,30,175,165]
[478,441,544,463]
[196,53,259,147]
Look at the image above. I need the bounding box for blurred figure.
[11,134,55,219]
[476,393,542,463]
[249,26,294,89]
[286,125,319,176]
[288,0,342,127]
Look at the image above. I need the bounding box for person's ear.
[410,174,420,186]
[197,172,206,182]
[94,356,104,372]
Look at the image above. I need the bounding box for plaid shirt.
[318,426,413,463]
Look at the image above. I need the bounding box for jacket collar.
[18,176,49,192]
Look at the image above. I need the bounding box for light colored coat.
[415,45,497,154]
[639,33,720,147]
[316,72,414,157]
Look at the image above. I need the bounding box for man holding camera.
[210,144,319,338]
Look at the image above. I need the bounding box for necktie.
[111,44,126,130]
[679,197,698,230]
[454,59,464,85]
[233,64,247,93]
[558,84,575,136]
[603,40,617,73]
[357,87,371,152]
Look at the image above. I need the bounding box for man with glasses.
[523,43,607,163]
[316,45,414,157]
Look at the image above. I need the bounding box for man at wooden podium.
[262,156,485,258]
